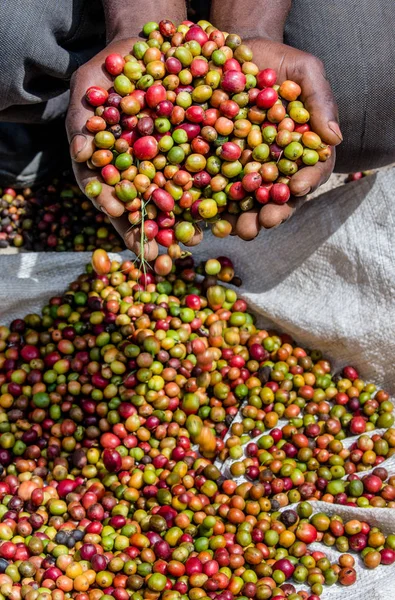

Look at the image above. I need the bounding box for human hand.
[67,36,341,254]
[66,39,161,260]
[226,38,342,239]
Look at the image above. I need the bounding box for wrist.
[103,2,187,44]
[104,7,140,43]
[210,0,291,44]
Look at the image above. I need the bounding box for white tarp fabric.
[1,169,394,390]
[0,169,394,598]
[215,413,395,599]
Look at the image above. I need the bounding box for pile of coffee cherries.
[83,19,332,254]
[221,425,395,509]
[0,249,393,600]
[0,178,123,252]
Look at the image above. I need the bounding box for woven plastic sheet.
[214,409,395,599]
[279,502,395,600]
[2,170,394,390]
[0,169,395,598]
[215,412,395,599]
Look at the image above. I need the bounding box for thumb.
[70,133,95,163]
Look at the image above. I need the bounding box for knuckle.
[69,69,83,95]
[69,71,78,92]
[319,164,335,186]
[304,53,325,74]
[312,56,325,73]
[299,54,326,82]
[65,106,79,132]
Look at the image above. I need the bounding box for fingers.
[294,57,342,147]
[70,133,96,163]
[72,162,126,218]
[222,210,261,240]
[289,147,336,196]
[114,218,159,261]
[233,209,261,240]
[124,230,159,262]
[184,226,204,247]
[259,147,336,229]
[259,202,294,229]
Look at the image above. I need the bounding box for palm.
[67,37,341,252]
[66,39,160,260]
[226,38,340,236]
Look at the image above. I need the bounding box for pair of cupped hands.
[66,36,342,260]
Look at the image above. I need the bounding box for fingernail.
[296,187,311,197]
[268,216,291,230]
[272,221,285,230]
[100,205,110,216]
[71,134,87,159]
[328,121,343,142]
[91,200,109,216]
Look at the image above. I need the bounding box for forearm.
[103,0,187,43]
[210,0,291,42]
